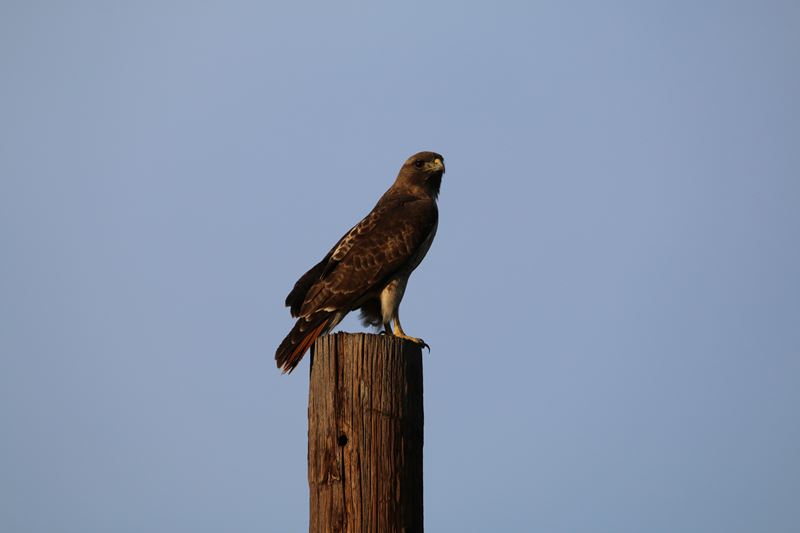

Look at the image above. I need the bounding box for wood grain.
[308,332,424,533]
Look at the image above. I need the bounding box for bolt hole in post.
[337,434,348,447]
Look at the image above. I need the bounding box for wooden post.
[308,332,424,533]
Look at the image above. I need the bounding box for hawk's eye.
[413,159,424,168]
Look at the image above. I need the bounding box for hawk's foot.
[393,333,430,351]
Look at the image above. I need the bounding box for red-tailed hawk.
[275,151,445,373]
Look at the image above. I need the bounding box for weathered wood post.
[308,332,424,533]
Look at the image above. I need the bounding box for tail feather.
[276,312,332,373]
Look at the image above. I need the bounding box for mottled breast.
[406,219,438,274]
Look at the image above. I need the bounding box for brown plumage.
[276,151,445,373]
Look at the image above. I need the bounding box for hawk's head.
[395,151,445,199]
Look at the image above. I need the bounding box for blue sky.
[1,1,798,532]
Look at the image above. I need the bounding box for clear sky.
[1,1,798,532]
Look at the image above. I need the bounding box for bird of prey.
[275,151,445,373]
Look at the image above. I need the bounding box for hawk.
[275,151,445,373]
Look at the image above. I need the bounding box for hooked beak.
[432,158,445,173]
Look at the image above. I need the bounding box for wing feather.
[298,196,437,317]
[284,208,383,316]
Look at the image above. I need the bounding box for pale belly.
[379,220,438,323]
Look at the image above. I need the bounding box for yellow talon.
[392,316,430,350]
[394,333,430,350]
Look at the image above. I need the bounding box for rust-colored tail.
[275,312,332,373]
